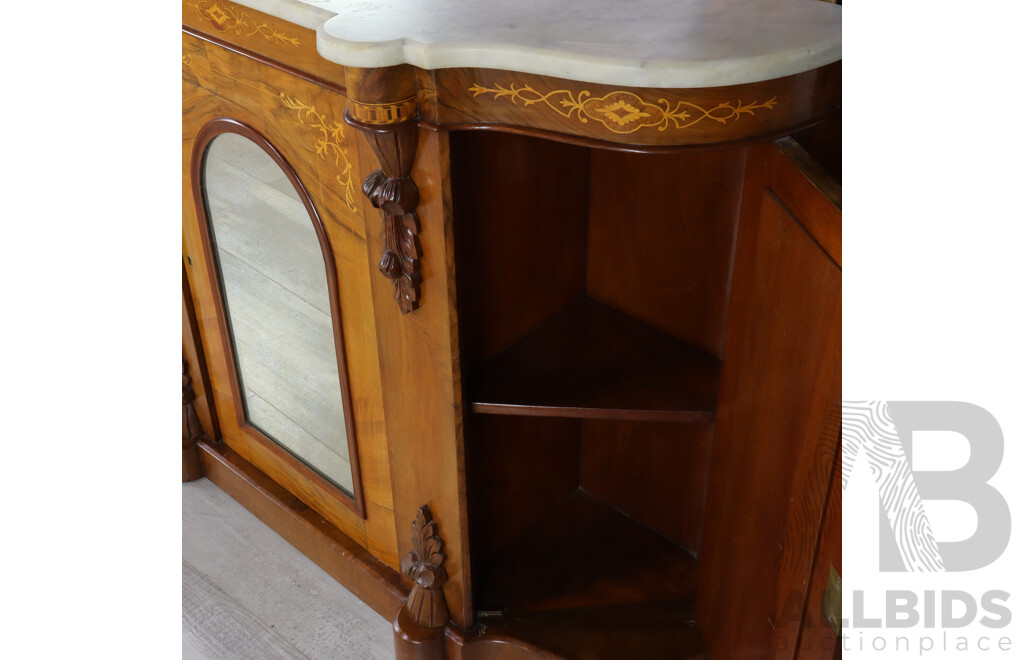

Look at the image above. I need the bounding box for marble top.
[243,0,841,89]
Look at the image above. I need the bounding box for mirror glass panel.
[203,133,354,494]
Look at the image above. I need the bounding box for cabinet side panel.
[184,262,220,444]
[585,148,745,358]
[697,143,841,659]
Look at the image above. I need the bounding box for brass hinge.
[822,565,842,636]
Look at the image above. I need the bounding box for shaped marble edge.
[237,0,842,89]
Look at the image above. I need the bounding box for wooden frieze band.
[468,82,777,136]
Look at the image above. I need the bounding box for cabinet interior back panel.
[586,148,746,358]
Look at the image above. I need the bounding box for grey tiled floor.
[182,479,394,659]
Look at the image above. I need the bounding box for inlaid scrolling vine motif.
[280,95,358,212]
[185,0,301,47]
[469,83,777,135]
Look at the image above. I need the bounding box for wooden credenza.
[182,1,842,658]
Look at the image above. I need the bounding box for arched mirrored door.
[198,126,360,502]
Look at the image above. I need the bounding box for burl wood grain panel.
[183,0,349,89]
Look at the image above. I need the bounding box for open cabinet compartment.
[451,130,748,658]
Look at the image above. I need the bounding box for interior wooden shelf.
[480,600,710,660]
[473,489,708,659]
[475,489,699,613]
[468,298,720,422]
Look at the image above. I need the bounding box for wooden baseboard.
[196,440,408,620]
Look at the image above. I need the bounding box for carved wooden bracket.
[182,357,204,482]
[401,505,450,628]
[348,114,422,314]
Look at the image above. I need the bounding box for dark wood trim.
[189,117,367,518]
[182,25,347,95]
[197,440,407,620]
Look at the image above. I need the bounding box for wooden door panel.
[182,31,398,569]
[795,446,842,659]
[697,139,841,659]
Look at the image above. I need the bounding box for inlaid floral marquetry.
[280,94,358,212]
[468,83,777,135]
[185,0,301,47]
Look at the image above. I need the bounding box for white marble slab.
[240,0,840,88]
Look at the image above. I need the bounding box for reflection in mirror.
[203,133,354,494]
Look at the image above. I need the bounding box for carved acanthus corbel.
[344,66,423,314]
[357,130,422,313]
[401,505,450,628]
